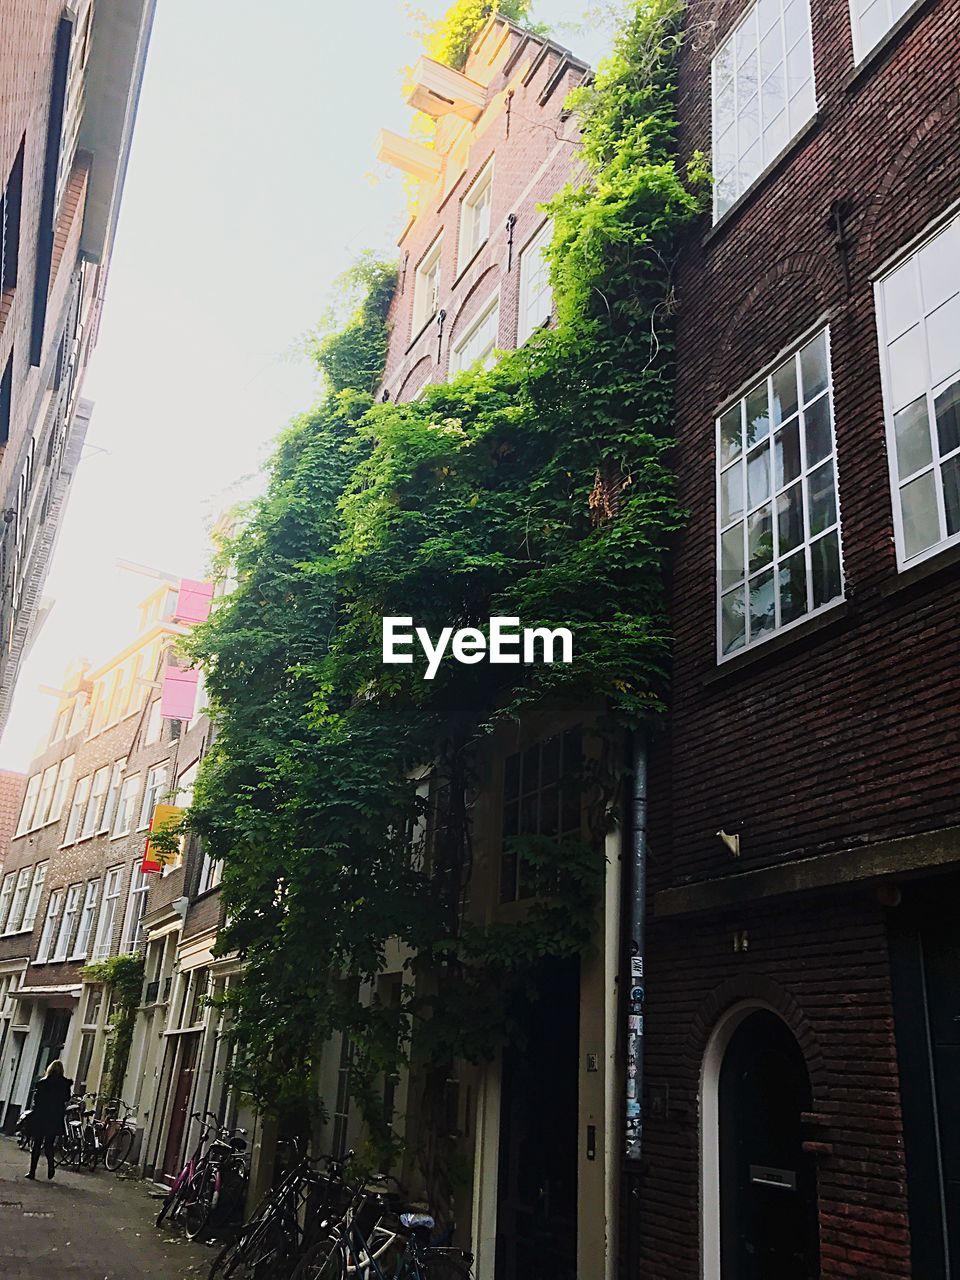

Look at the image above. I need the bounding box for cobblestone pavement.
[0,1134,213,1279]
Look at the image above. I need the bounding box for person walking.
[25,1060,73,1180]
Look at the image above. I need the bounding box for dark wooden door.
[922,922,960,1267]
[163,1033,200,1179]
[496,957,579,1280]
[720,1009,819,1280]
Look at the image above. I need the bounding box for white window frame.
[711,0,817,221]
[15,774,41,836]
[450,292,500,375]
[99,759,126,834]
[139,762,169,831]
[716,325,844,661]
[49,755,75,824]
[80,765,110,839]
[64,774,91,844]
[517,220,554,345]
[458,158,493,272]
[849,0,918,63]
[412,234,443,335]
[113,774,141,838]
[91,866,123,962]
[6,867,33,934]
[874,210,960,570]
[71,879,100,960]
[21,861,47,931]
[36,890,63,963]
[198,846,223,896]
[53,883,81,962]
[0,872,16,932]
[144,697,163,746]
[34,764,59,829]
[120,862,150,954]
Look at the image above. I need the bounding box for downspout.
[624,728,647,1162]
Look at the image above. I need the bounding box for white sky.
[0,1,616,770]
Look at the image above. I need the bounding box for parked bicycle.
[54,1092,100,1170]
[183,1123,249,1241]
[101,1098,139,1173]
[157,1111,223,1227]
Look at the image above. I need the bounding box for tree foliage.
[426,0,537,70]
[187,0,705,1213]
[81,954,145,1100]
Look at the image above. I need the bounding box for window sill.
[1,928,34,939]
[844,0,937,96]
[110,830,132,841]
[881,538,960,598]
[453,239,489,290]
[704,599,851,687]
[702,113,822,250]
[405,313,438,356]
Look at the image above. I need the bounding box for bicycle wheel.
[421,1250,474,1280]
[185,1164,218,1241]
[55,1135,77,1168]
[104,1125,135,1172]
[290,1238,347,1280]
[157,1180,186,1227]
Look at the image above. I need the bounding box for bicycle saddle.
[400,1213,435,1230]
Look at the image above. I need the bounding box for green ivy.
[426,0,538,70]
[81,954,145,1101]
[187,0,706,1215]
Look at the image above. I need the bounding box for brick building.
[632,0,960,1277]
[0,579,223,1149]
[0,0,155,736]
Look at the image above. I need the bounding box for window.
[197,843,222,896]
[187,669,207,732]
[36,890,62,963]
[0,872,16,932]
[100,759,126,833]
[52,705,71,743]
[91,866,123,961]
[1,136,25,292]
[712,0,816,220]
[717,328,842,656]
[64,774,91,843]
[6,867,33,933]
[458,159,493,270]
[120,862,149,954]
[518,221,553,345]
[53,884,81,961]
[34,765,59,828]
[16,774,41,836]
[113,774,140,837]
[49,755,74,824]
[850,0,916,62]
[80,765,110,838]
[22,862,47,931]
[413,235,443,334]
[0,352,11,448]
[72,879,99,959]
[500,729,582,903]
[450,295,500,374]
[876,213,960,567]
[144,698,162,746]
[139,763,169,830]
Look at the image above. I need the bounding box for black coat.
[31,1074,73,1138]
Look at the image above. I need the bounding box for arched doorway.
[702,1004,819,1280]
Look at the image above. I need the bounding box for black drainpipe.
[625,728,647,1162]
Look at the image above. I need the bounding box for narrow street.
[0,1136,210,1278]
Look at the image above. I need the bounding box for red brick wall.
[655,0,960,888]
[380,29,585,400]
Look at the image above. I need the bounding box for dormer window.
[458,160,493,272]
[413,235,443,335]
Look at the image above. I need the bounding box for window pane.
[918,223,960,315]
[749,571,775,639]
[799,332,829,401]
[747,444,770,507]
[775,419,801,487]
[926,295,960,388]
[943,455,960,538]
[721,587,746,654]
[772,356,798,424]
[893,396,933,477]
[935,379,960,458]
[808,460,837,534]
[887,324,926,412]
[778,550,808,624]
[721,463,744,524]
[811,530,842,608]
[745,384,770,446]
[777,481,804,553]
[748,505,774,571]
[721,522,745,586]
[881,258,921,341]
[803,394,832,466]
[899,470,940,559]
[719,405,743,464]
